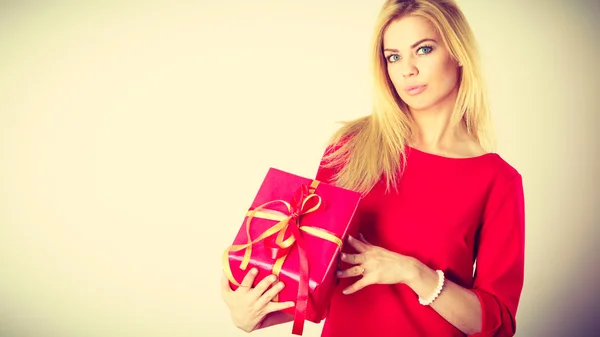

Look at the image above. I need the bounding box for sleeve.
[468,174,526,337]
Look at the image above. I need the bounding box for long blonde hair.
[321,0,496,196]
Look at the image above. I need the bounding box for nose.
[401,60,418,78]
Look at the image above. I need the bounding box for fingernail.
[288,302,295,307]
[341,253,346,259]
[336,270,342,276]
[251,268,258,275]
[278,282,285,288]
[270,275,277,281]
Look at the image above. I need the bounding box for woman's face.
[382,15,461,113]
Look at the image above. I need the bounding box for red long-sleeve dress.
[315,145,525,337]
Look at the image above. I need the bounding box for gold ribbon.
[222,180,343,290]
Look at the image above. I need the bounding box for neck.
[408,87,465,148]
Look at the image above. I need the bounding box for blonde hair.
[321,0,496,196]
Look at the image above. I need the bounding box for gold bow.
[222,180,343,288]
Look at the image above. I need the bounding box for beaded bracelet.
[418,270,445,306]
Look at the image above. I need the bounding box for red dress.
[315,145,525,337]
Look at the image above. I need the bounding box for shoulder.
[461,134,521,183]
[484,153,523,195]
[487,154,521,181]
[479,153,524,220]
[460,133,521,181]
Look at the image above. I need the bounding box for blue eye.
[417,45,434,55]
[387,54,400,63]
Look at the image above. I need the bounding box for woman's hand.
[221,268,295,333]
[336,234,421,295]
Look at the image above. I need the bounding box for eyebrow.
[383,38,437,53]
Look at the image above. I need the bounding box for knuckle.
[256,306,266,317]
[252,301,263,314]
[254,301,265,313]
[267,284,283,299]
[260,275,277,287]
[270,285,281,296]
[262,291,276,302]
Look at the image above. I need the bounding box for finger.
[340,252,365,265]
[358,233,372,246]
[342,277,372,295]
[335,266,364,278]
[238,268,258,289]
[347,235,369,253]
[256,280,285,307]
[253,274,278,296]
[264,300,295,314]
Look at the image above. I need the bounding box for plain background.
[1,1,599,336]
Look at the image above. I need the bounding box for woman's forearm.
[405,261,482,335]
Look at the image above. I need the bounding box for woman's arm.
[407,174,525,337]
[406,262,483,334]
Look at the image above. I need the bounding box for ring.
[359,266,365,275]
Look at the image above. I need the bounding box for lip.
[404,84,428,96]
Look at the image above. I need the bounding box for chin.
[401,97,435,112]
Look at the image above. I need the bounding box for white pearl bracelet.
[418,270,445,306]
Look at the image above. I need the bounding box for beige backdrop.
[1,1,599,336]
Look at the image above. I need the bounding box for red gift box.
[222,167,361,335]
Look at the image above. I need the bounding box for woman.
[221,0,525,336]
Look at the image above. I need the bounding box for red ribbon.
[262,184,313,335]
